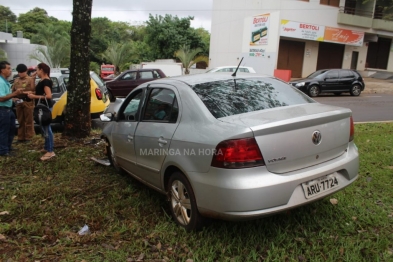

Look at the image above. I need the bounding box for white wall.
[210,0,393,76]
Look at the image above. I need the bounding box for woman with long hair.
[27,63,55,161]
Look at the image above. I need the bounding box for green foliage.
[90,61,100,75]
[15,7,51,39]
[28,23,70,68]
[174,45,209,74]
[0,47,7,60]
[90,18,138,64]
[101,41,135,74]
[195,27,211,55]
[1,123,393,261]
[145,14,206,59]
[0,5,17,33]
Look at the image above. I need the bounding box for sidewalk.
[362,77,393,94]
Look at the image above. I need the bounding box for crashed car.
[99,73,359,231]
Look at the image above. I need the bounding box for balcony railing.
[339,6,393,21]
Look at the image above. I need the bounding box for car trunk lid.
[219,103,352,174]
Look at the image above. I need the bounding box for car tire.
[167,171,203,231]
[107,89,116,102]
[350,84,362,96]
[308,85,320,97]
[334,92,342,96]
[106,139,123,174]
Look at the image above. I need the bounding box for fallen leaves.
[0,211,9,215]
[330,198,338,205]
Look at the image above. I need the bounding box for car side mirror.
[100,113,113,122]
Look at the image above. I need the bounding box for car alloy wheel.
[308,85,320,97]
[168,172,203,231]
[350,84,361,96]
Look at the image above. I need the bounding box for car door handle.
[158,137,167,145]
[127,135,133,142]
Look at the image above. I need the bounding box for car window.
[339,70,353,78]
[325,70,339,79]
[239,68,249,73]
[143,88,178,123]
[140,71,154,79]
[192,78,315,118]
[90,71,105,87]
[51,77,61,93]
[122,72,137,80]
[307,70,328,79]
[118,90,143,121]
[153,70,162,79]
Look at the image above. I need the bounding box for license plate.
[302,174,339,199]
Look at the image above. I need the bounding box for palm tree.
[101,41,135,74]
[29,24,70,67]
[174,45,209,74]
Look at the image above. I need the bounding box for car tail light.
[349,116,355,142]
[95,88,103,100]
[211,138,265,169]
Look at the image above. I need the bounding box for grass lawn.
[0,123,392,261]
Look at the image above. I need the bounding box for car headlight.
[295,82,305,87]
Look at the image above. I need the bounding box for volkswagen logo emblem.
[312,131,322,145]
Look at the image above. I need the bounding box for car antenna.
[232,57,244,77]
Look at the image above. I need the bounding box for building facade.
[0,32,43,71]
[209,0,393,77]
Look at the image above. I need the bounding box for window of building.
[320,0,339,7]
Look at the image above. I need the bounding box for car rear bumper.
[189,142,359,221]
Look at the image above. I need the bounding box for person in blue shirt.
[0,61,23,157]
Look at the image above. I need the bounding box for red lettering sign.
[253,17,268,24]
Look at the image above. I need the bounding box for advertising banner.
[250,14,270,46]
[324,27,364,46]
[280,20,324,41]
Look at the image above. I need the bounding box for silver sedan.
[100,73,359,231]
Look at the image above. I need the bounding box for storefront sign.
[280,20,324,41]
[250,14,270,46]
[324,27,364,46]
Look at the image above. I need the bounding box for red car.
[105,68,166,101]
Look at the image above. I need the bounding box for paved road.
[314,93,393,123]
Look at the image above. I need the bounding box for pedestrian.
[12,63,36,143]
[26,63,55,161]
[0,61,23,157]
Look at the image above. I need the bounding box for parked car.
[100,74,359,231]
[105,68,166,101]
[206,66,256,73]
[289,69,365,97]
[51,71,110,123]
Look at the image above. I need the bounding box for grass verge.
[0,124,392,261]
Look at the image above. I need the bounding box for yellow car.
[51,71,110,123]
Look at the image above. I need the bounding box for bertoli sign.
[280,20,364,46]
[250,13,270,57]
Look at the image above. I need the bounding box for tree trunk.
[63,0,92,138]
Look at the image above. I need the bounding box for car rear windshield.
[192,77,315,118]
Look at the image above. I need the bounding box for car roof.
[144,73,271,87]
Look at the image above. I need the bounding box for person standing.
[27,63,55,161]
[0,61,23,157]
[12,64,36,143]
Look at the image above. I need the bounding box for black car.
[289,69,365,97]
